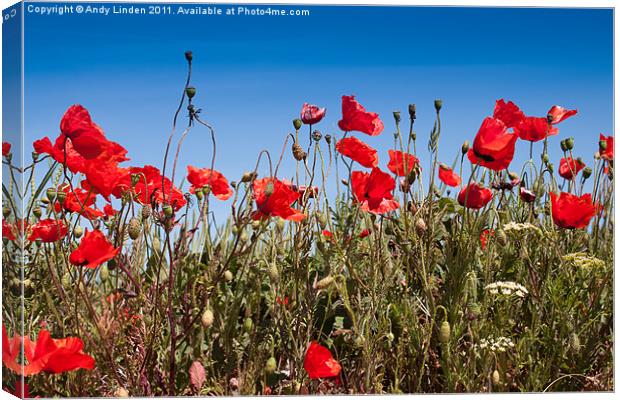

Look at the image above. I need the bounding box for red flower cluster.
[69,229,120,269]
[252,177,306,222]
[338,95,384,136]
[2,219,16,241]
[3,325,94,376]
[387,150,419,177]
[27,219,68,242]
[335,137,378,168]
[458,183,493,209]
[351,168,399,214]
[187,166,232,200]
[303,341,341,380]
[480,229,494,250]
[550,192,599,229]
[438,164,461,187]
[113,165,186,211]
[558,157,585,180]
[54,184,104,220]
[301,103,326,125]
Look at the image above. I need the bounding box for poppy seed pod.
[293,118,302,131]
[185,86,196,99]
[100,264,109,281]
[73,226,84,238]
[56,190,67,205]
[184,50,193,62]
[492,370,501,386]
[541,153,549,163]
[2,207,10,218]
[439,320,451,344]
[195,189,204,200]
[547,163,554,173]
[128,218,142,240]
[312,130,322,142]
[324,134,332,144]
[46,188,57,202]
[560,139,568,152]
[223,270,234,282]
[393,111,401,124]
[33,206,42,219]
[583,167,593,179]
[566,137,575,150]
[201,308,214,328]
[141,205,152,220]
[130,173,140,187]
[163,204,173,218]
[292,142,306,161]
[408,104,416,120]
[434,99,443,112]
[461,140,470,155]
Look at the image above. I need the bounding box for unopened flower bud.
[492,370,501,386]
[99,264,109,282]
[434,99,443,112]
[566,137,574,150]
[582,167,592,179]
[241,171,256,183]
[223,270,234,282]
[163,204,173,218]
[547,163,554,173]
[73,226,84,238]
[2,207,10,218]
[201,308,214,328]
[439,320,451,344]
[560,139,568,152]
[128,218,142,240]
[184,50,193,62]
[542,153,549,163]
[461,141,470,155]
[341,179,349,186]
[186,87,196,99]
[195,189,204,200]
[293,118,302,131]
[508,171,519,182]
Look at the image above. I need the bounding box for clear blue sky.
[20,3,613,217]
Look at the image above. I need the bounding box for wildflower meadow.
[1,51,614,396]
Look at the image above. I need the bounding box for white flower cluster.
[502,222,542,236]
[485,281,528,298]
[478,336,515,353]
[563,252,606,270]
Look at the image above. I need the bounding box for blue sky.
[20,3,613,218]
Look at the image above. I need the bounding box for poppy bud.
[566,137,575,151]
[410,131,417,141]
[415,218,427,236]
[243,317,253,332]
[265,357,277,374]
[461,141,470,155]
[184,50,193,62]
[73,226,84,238]
[434,99,443,112]
[223,270,234,282]
[293,119,302,131]
[163,204,173,218]
[2,207,10,218]
[46,188,57,202]
[492,370,501,386]
[186,86,196,99]
[560,139,568,152]
[312,130,322,142]
[408,104,416,120]
[100,264,109,282]
[508,171,519,182]
[324,134,332,144]
[547,163,554,173]
[292,142,306,161]
[393,111,401,124]
[315,276,334,290]
[267,263,279,280]
[599,139,608,151]
[241,171,256,183]
[130,173,140,187]
[56,190,67,205]
[582,167,592,179]
[201,308,214,328]
[141,205,152,220]
[32,151,39,161]
[439,320,450,344]
[541,153,549,163]
[341,179,349,186]
[33,206,42,219]
[128,218,142,240]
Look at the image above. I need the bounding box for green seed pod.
[128,218,142,240]
[223,270,234,282]
[33,206,42,219]
[541,153,549,163]
[408,104,416,120]
[267,263,279,280]
[265,357,277,374]
[185,86,196,99]
[293,118,302,131]
[56,190,67,205]
[599,139,608,151]
[393,111,401,124]
[583,167,593,179]
[73,226,84,238]
[439,321,451,344]
[100,264,109,282]
[565,137,575,150]
[243,317,253,332]
[195,189,204,200]
[201,308,214,328]
[434,99,443,112]
[315,276,334,290]
[46,188,57,202]
[2,207,10,218]
[547,162,554,173]
[492,370,501,386]
[163,204,173,218]
[560,139,568,152]
[141,205,152,220]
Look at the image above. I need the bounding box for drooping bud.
[461,141,470,155]
[186,86,196,99]
[128,218,142,240]
[434,99,443,112]
[241,171,256,183]
[293,118,302,131]
[508,171,519,182]
[73,226,84,238]
[201,308,214,328]
[542,153,549,163]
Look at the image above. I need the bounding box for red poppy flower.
[113,165,186,211]
[27,219,67,242]
[550,192,599,229]
[300,103,326,125]
[351,168,399,214]
[514,116,558,142]
[322,230,333,239]
[467,117,518,171]
[493,99,525,129]
[53,185,104,220]
[457,183,493,209]
[600,134,614,160]
[359,229,370,238]
[519,187,536,203]
[186,166,232,200]
[69,229,120,269]
[3,326,94,376]
[59,105,114,160]
[275,295,289,307]
[2,219,15,241]
[335,137,378,168]
[438,164,461,187]
[303,341,342,380]
[547,105,577,125]
[103,204,118,217]
[337,95,384,136]
[387,150,419,177]
[2,142,11,157]
[480,229,494,250]
[252,177,306,222]
[558,157,585,180]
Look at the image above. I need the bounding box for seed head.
[141,205,152,220]
[312,130,322,142]
[33,206,42,219]
[201,308,214,328]
[393,111,401,124]
[186,87,196,99]
[560,139,568,152]
[434,99,443,112]
[73,226,84,238]
[324,134,332,144]
[566,137,575,150]
[582,167,593,179]
[128,218,142,240]
[599,139,608,151]
[293,118,302,131]
[292,142,306,161]
[163,204,174,218]
[46,188,57,202]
